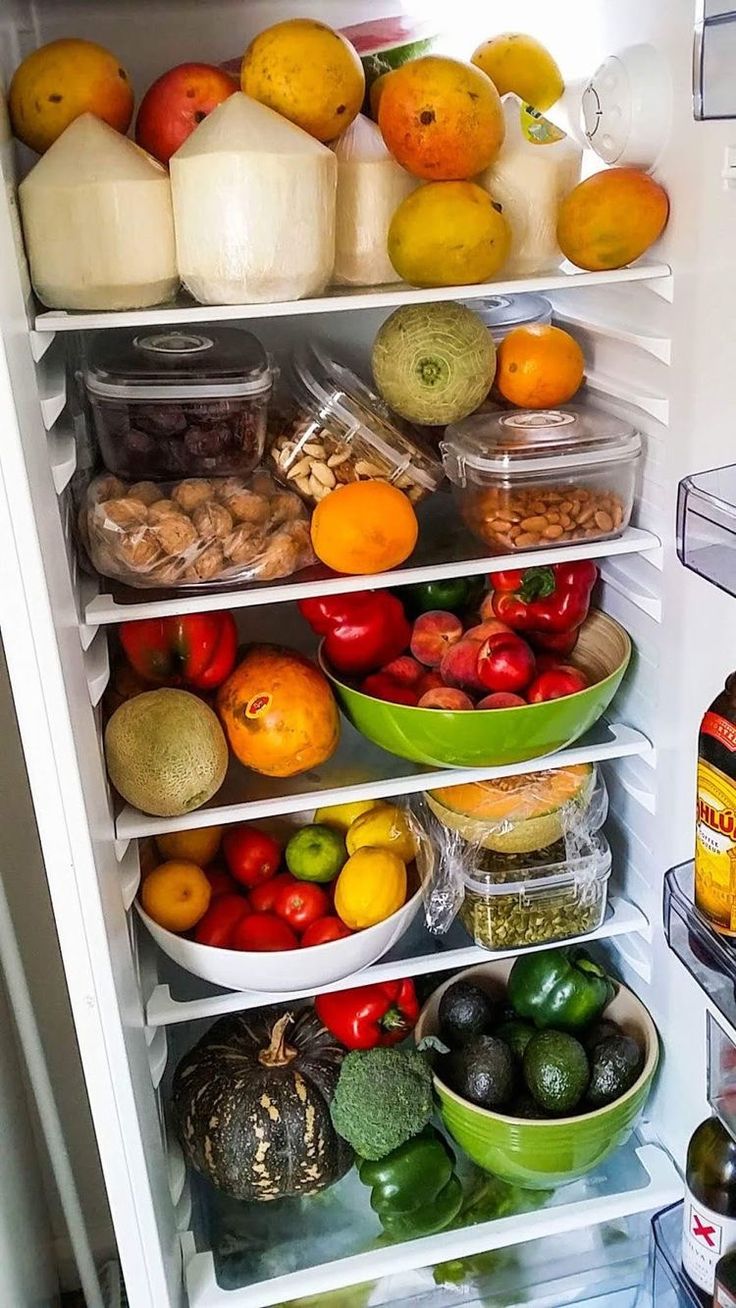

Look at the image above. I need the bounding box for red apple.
[477,632,536,694]
[136,63,238,164]
[477,692,527,709]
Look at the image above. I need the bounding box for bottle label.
[682,1188,736,1292]
[695,750,736,934]
[715,1279,736,1308]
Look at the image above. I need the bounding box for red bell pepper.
[489,561,598,635]
[315,979,420,1050]
[298,591,412,677]
[119,611,237,690]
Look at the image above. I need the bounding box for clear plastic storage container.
[442,404,641,554]
[463,292,552,342]
[459,833,612,951]
[267,343,443,507]
[84,328,273,481]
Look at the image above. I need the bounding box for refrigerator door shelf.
[180,1138,680,1308]
[664,862,736,1037]
[677,466,736,598]
[651,1202,701,1307]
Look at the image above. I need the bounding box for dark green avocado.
[438,981,500,1048]
[511,1091,547,1120]
[496,1019,535,1063]
[523,1031,589,1113]
[582,1019,621,1053]
[445,1035,514,1110]
[586,1035,643,1108]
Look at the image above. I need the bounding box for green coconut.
[104,688,228,817]
[371,302,496,425]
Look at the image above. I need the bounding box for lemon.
[346,803,420,864]
[471,34,563,113]
[388,181,511,288]
[334,848,407,930]
[314,799,381,832]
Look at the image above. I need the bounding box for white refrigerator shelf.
[145,892,648,1027]
[179,1138,680,1308]
[116,718,652,838]
[35,261,672,334]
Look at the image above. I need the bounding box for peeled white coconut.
[332,114,417,286]
[19,114,178,310]
[170,93,337,305]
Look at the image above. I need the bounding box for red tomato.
[301,916,354,947]
[274,882,331,934]
[232,913,299,952]
[527,668,588,703]
[476,632,536,693]
[223,825,281,889]
[205,866,240,899]
[250,872,299,914]
[194,894,250,948]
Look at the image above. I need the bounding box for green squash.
[172,1009,353,1201]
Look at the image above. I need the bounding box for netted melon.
[371,301,495,425]
[105,688,228,817]
[427,764,595,853]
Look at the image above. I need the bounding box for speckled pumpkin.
[172,1009,353,1201]
[216,643,340,778]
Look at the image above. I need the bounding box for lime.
[286,824,347,883]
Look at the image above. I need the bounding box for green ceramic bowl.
[321,611,631,768]
[415,959,659,1190]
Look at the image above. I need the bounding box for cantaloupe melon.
[427,764,595,853]
[105,688,228,817]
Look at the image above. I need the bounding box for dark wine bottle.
[683,1118,736,1300]
[714,1249,736,1306]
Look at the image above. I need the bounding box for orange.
[378,55,504,181]
[10,39,134,154]
[495,325,585,409]
[557,168,669,272]
[155,825,223,866]
[140,860,211,933]
[310,482,418,574]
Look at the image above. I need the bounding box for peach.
[380,655,423,686]
[418,687,475,710]
[479,592,509,623]
[477,692,527,710]
[465,619,512,643]
[410,610,463,667]
[417,669,444,696]
[440,638,485,692]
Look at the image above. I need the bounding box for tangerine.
[495,324,585,409]
[141,860,211,933]
[310,482,418,574]
[155,825,223,866]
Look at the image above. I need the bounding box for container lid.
[462,833,612,898]
[442,403,641,479]
[85,327,273,401]
[463,293,552,337]
[291,342,443,492]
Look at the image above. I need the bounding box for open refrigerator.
[4,0,736,1305]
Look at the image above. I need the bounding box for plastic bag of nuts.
[81,469,315,589]
[267,343,442,508]
[441,405,641,554]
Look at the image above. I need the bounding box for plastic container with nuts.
[267,342,443,508]
[441,404,642,554]
[458,833,612,952]
[84,327,273,481]
[80,470,315,589]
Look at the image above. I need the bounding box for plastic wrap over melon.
[332,114,417,286]
[170,93,337,305]
[19,114,178,310]
[477,97,582,278]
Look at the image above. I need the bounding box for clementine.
[495,325,585,409]
[155,825,223,866]
[310,482,418,574]
[141,860,211,933]
[557,168,669,272]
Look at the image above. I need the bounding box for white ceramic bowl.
[135,830,432,994]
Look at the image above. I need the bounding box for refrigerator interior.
[2,0,736,1303]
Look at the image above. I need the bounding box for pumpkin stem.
[259,1013,298,1068]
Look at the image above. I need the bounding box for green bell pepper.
[400,576,485,617]
[359,1128,454,1215]
[508,947,615,1031]
[379,1175,463,1241]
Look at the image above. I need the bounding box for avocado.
[511,1091,548,1120]
[438,981,500,1048]
[445,1035,514,1110]
[582,1019,620,1053]
[523,1031,589,1113]
[586,1035,643,1108]
[496,1019,535,1063]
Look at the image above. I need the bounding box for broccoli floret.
[330,1045,434,1160]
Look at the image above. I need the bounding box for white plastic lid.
[463,293,553,339]
[442,403,641,480]
[463,833,612,899]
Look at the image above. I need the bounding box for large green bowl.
[415,960,659,1190]
[321,611,631,768]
